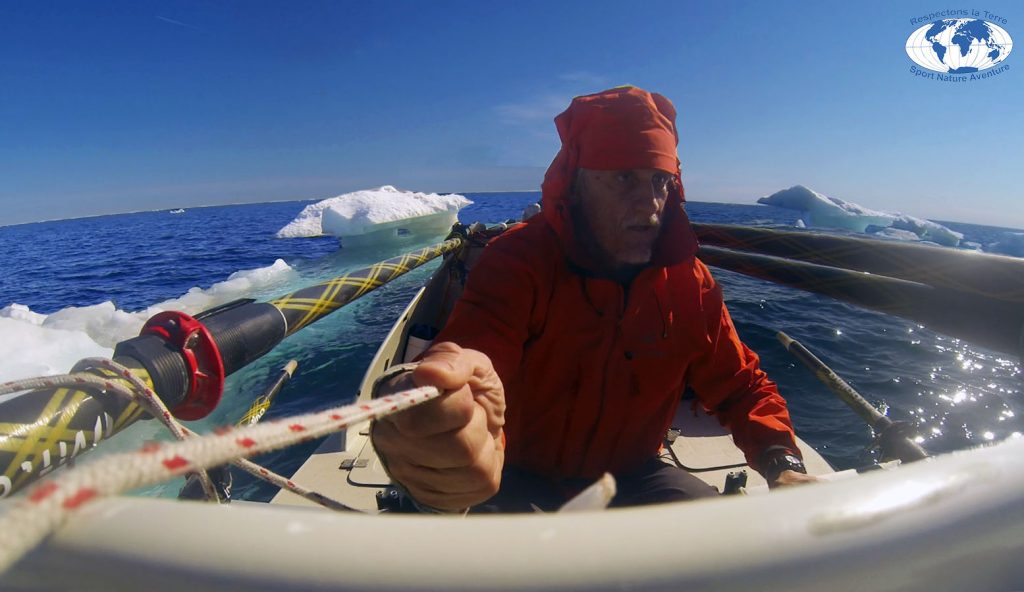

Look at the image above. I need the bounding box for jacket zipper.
[576,282,626,475]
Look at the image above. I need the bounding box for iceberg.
[276,186,472,246]
[758,185,962,247]
[890,214,963,247]
[757,186,895,233]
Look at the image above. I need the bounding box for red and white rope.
[177,425,356,512]
[0,378,440,572]
[78,358,222,500]
[1,362,356,509]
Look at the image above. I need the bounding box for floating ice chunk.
[276,186,472,245]
[758,185,962,246]
[155,258,296,315]
[36,259,297,348]
[0,317,112,384]
[891,214,963,247]
[43,301,148,349]
[0,303,46,325]
[758,185,895,233]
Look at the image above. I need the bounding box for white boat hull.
[6,436,1024,591]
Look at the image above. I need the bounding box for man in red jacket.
[372,86,817,512]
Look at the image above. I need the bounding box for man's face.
[573,168,673,269]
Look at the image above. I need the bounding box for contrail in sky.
[156,15,199,30]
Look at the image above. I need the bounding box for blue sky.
[1,1,1021,228]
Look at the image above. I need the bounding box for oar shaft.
[694,223,1024,302]
[238,360,298,427]
[778,332,929,463]
[270,238,464,336]
[776,332,885,427]
[699,245,1024,357]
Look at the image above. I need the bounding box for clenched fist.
[370,342,505,511]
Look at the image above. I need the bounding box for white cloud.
[495,94,572,125]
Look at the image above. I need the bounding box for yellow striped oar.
[178,359,300,501]
[237,360,298,427]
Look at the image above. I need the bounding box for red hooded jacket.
[435,87,799,480]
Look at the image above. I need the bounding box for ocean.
[1,193,1021,501]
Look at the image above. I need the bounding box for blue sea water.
[1,194,1021,501]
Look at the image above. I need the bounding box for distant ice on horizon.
[758,185,964,247]
[276,186,472,244]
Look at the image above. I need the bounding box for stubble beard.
[569,202,656,279]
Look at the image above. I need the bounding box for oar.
[236,359,299,427]
[698,245,1024,357]
[693,222,1024,302]
[177,359,299,501]
[777,331,929,463]
[0,235,466,497]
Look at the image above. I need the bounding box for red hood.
[539,86,699,271]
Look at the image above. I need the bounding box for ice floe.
[758,185,962,247]
[276,186,471,246]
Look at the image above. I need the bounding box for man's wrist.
[759,445,806,484]
[369,362,469,514]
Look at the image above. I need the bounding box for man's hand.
[770,470,819,489]
[370,342,505,511]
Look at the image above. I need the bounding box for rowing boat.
[2,222,1023,591]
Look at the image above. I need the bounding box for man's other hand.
[370,342,505,511]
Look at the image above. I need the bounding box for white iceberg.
[276,186,471,246]
[891,214,964,247]
[757,186,895,233]
[758,185,961,247]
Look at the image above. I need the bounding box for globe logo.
[906,18,1012,73]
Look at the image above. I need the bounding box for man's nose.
[629,180,664,213]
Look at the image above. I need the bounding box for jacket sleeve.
[684,260,800,472]
[432,231,540,387]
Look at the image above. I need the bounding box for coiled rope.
[0,361,441,573]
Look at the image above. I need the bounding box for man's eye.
[615,172,633,184]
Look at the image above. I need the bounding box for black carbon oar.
[694,222,1024,302]
[778,331,928,463]
[0,236,463,497]
[698,245,1024,357]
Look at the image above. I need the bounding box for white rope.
[0,382,440,573]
